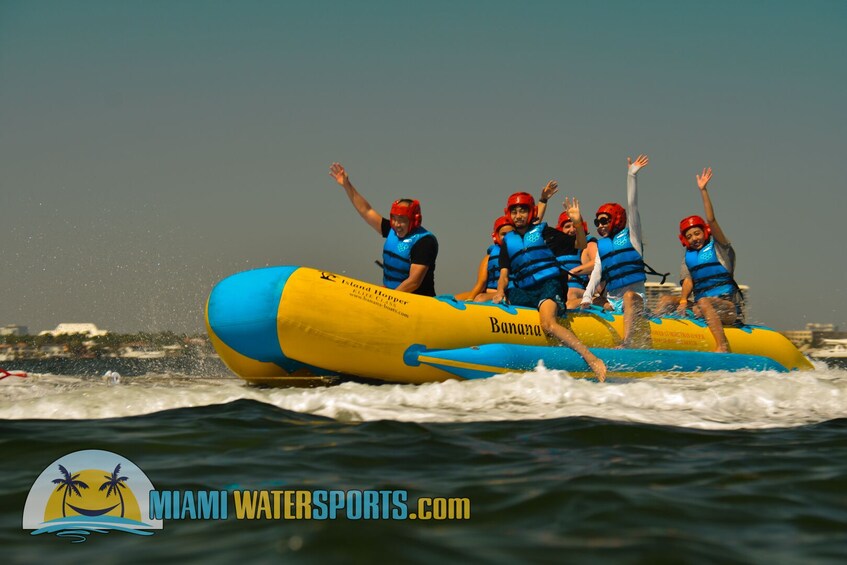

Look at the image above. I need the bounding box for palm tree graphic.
[99,463,129,517]
[51,464,89,518]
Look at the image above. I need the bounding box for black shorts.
[507,279,566,316]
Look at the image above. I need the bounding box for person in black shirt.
[493,192,606,381]
[329,162,438,296]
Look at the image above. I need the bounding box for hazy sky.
[1,1,845,333]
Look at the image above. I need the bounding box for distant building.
[119,345,165,359]
[39,323,109,337]
[807,323,838,332]
[0,343,14,361]
[781,330,812,349]
[809,327,846,348]
[0,324,28,336]
[781,323,843,349]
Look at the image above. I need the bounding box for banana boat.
[205,266,813,386]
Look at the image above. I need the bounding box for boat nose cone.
[207,266,299,363]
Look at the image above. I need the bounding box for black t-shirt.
[498,226,576,272]
[381,218,438,296]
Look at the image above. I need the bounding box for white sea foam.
[1,363,846,429]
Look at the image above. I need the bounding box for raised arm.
[536,180,559,223]
[328,162,384,234]
[626,154,648,256]
[580,255,603,307]
[696,167,729,246]
[565,197,587,250]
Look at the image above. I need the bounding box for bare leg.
[621,290,635,346]
[566,287,585,310]
[621,291,647,348]
[473,290,497,302]
[696,297,736,352]
[654,295,680,316]
[538,300,607,381]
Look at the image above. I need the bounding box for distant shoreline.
[4,356,231,378]
[0,332,215,362]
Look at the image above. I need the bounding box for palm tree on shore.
[51,465,89,518]
[99,463,129,517]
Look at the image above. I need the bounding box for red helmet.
[390,199,422,230]
[678,215,711,248]
[491,215,513,245]
[504,192,537,222]
[557,211,589,235]
[595,203,626,234]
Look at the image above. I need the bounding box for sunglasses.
[594,217,610,227]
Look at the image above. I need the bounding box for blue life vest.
[556,236,596,290]
[382,227,435,289]
[486,244,501,290]
[596,227,646,292]
[555,250,582,289]
[486,244,514,290]
[502,223,563,289]
[684,239,738,300]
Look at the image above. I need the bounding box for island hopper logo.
[23,449,162,542]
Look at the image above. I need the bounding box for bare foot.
[586,354,607,382]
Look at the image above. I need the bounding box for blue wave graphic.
[31,515,155,542]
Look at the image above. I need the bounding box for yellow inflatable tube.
[205,266,812,386]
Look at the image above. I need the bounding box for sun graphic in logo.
[44,464,142,522]
[23,449,161,542]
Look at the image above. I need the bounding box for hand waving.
[541,180,559,201]
[329,162,349,187]
[696,167,713,191]
[563,197,582,223]
[627,154,649,175]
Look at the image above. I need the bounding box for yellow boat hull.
[205,266,813,386]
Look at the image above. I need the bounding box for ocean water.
[2,359,847,564]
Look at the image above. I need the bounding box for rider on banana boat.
[580,154,650,348]
[555,203,598,309]
[654,167,743,352]
[329,162,439,296]
[492,191,606,381]
[455,180,559,302]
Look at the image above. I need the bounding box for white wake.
[1,362,845,429]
